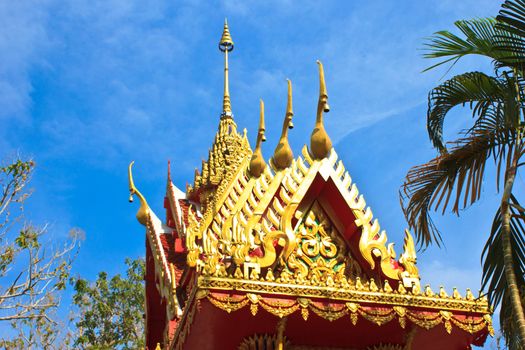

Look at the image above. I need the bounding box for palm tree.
[400,1,525,348]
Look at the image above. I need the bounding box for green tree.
[400,2,525,348]
[71,257,145,350]
[0,158,80,349]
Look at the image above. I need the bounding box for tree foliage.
[401,2,525,348]
[0,157,145,349]
[0,158,80,349]
[71,257,145,350]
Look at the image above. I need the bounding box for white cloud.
[0,0,504,175]
[0,1,51,122]
[419,259,483,295]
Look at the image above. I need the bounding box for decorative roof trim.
[198,276,490,314]
[145,213,182,319]
[170,278,199,350]
[199,289,492,337]
[167,180,187,235]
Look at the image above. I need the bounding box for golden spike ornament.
[219,18,234,51]
[219,19,234,117]
[310,60,332,160]
[399,229,419,276]
[128,161,150,226]
[249,99,267,177]
[272,79,294,170]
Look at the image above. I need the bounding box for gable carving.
[282,201,363,284]
[186,147,419,290]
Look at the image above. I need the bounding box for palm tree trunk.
[501,156,525,345]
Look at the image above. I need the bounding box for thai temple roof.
[129,20,493,350]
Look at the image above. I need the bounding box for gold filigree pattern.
[309,302,348,321]
[208,293,250,313]
[203,291,493,336]
[260,299,300,318]
[284,202,348,283]
[187,113,251,213]
[198,276,490,314]
[188,145,419,289]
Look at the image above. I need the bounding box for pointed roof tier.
[187,20,251,209]
[129,23,493,350]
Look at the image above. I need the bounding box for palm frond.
[481,195,525,350]
[499,0,525,38]
[496,0,525,73]
[401,120,515,247]
[427,72,507,150]
[424,18,518,71]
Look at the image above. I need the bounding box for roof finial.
[219,19,234,118]
[167,160,172,183]
[286,77,293,118]
[128,161,150,226]
[249,99,267,177]
[310,60,332,160]
[272,79,294,170]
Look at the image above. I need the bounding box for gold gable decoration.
[186,145,419,290]
[184,56,420,290]
[283,201,362,285]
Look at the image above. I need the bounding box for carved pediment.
[281,201,363,285]
[186,147,419,290]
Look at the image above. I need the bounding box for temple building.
[128,21,493,350]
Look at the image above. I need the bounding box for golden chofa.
[249,99,267,178]
[271,79,294,170]
[310,60,332,160]
[128,161,150,226]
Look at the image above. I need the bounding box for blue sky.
[1,0,509,347]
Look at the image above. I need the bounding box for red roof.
[159,233,187,284]
[178,199,191,226]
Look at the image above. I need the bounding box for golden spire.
[187,19,250,205]
[310,60,332,160]
[128,161,150,226]
[249,99,267,177]
[272,79,294,170]
[219,19,234,118]
[167,160,172,183]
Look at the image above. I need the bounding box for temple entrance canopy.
[128,20,493,350]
